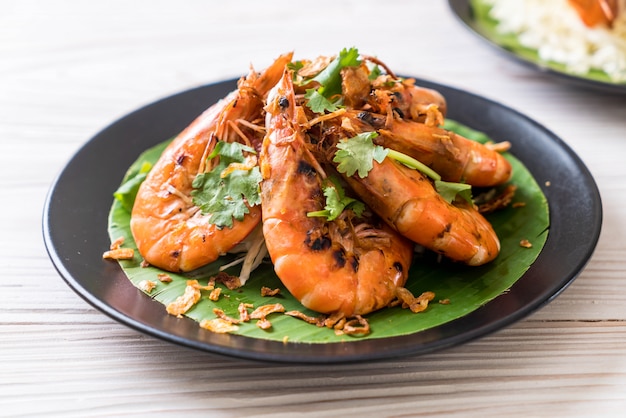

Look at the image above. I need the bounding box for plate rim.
[447,0,626,94]
[42,77,603,363]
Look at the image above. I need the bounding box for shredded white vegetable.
[224,223,268,285]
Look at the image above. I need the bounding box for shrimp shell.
[338,156,501,266]
[130,53,293,272]
[341,110,512,187]
[260,71,414,317]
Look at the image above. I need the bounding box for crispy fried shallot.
[166,280,202,316]
[395,288,435,313]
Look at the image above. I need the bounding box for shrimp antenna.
[362,55,397,79]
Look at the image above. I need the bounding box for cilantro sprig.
[333,132,440,180]
[191,141,262,228]
[333,132,472,204]
[307,176,365,221]
[384,148,441,181]
[302,47,362,114]
[333,132,387,178]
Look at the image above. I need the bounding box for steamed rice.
[483,0,626,82]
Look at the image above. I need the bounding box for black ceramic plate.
[448,0,626,94]
[43,78,602,363]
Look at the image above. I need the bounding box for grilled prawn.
[334,153,501,266]
[340,110,512,187]
[259,71,414,317]
[300,56,504,266]
[130,53,292,272]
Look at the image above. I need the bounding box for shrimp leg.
[339,62,448,123]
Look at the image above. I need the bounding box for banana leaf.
[469,0,623,85]
[107,120,548,343]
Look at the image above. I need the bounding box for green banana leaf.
[107,120,548,343]
[469,0,624,85]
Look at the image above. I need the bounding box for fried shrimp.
[294,53,503,266]
[369,76,448,123]
[124,47,511,327]
[130,53,293,272]
[340,110,512,187]
[338,62,448,123]
[338,156,501,266]
[260,71,414,317]
[318,116,501,266]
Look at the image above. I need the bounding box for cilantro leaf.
[333,132,388,178]
[191,141,262,228]
[435,180,473,204]
[207,140,255,161]
[368,64,382,80]
[287,60,304,74]
[304,89,339,113]
[307,176,365,221]
[332,133,473,204]
[305,47,362,114]
[311,47,361,98]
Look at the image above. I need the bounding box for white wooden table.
[2,1,626,416]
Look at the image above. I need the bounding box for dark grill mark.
[176,154,185,165]
[357,111,385,128]
[437,223,452,239]
[297,160,316,177]
[393,261,403,273]
[332,249,346,268]
[357,111,374,125]
[393,107,404,118]
[310,236,331,251]
[171,250,180,258]
[305,229,331,251]
[279,96,289,109]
